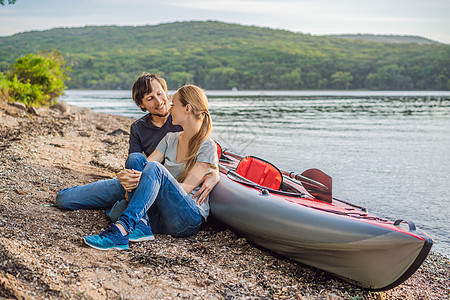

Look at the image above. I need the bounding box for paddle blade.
[301,168,332,203]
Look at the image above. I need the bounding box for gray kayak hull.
[209,173,432,290]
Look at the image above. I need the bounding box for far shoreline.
[63,88,450,96]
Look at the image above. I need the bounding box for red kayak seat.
[235,156,283,190]
[216,142,222,159]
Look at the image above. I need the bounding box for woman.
[84,84,218,250]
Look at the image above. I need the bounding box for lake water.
[61,90,450,258]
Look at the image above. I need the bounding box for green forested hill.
[329,34,438,45]
[0,21,449,90]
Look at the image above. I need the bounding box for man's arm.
[180,162,214,200]
[117,169,141,192]
[128,123,144,155]
[192,168,220,205]
[117,149,164,192]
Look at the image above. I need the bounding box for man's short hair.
[132,73,168,112]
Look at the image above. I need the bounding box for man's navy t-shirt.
[128,114,182,157]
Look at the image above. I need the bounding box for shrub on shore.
[3,49,70,107]
[0,72,10,101]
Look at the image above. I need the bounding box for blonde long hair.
[176,85,212,183]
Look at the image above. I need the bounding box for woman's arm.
[146,149,164,163]
[180,162,212,199]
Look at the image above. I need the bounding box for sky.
[0,0,449,44]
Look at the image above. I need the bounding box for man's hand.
[117,169,142,192]
[194,169,220,205]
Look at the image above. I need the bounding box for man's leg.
[56,178,125,210]
[56,153,147,213]
[105,199,129,222]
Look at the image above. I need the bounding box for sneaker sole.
[129,235,155,242]
[84,238,129,250]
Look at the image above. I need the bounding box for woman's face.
[169,93,188,125]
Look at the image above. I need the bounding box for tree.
[331,71,353,89]
[365,64,414,90]
[280,68,303,89]
[166,72,194,88]
[303,71,326,89]
[1,22,448,90]
[7,49,70,106]
[0,0,16,6]
[204,67,236,89]
[434,74,450,90]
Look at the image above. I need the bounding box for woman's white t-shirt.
[156,132,218,220]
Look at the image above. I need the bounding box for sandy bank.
[0,100,448,299]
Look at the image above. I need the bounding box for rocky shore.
[0,99,448,299]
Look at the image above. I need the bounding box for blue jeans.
[55,153,147,221]
[56,177,125,212]
[116,153,202,238]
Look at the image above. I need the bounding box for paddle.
[299,169,332,203]
[222,150,333,202]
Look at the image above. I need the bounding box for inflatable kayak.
[209,149,433,290]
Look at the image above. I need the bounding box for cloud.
[166,0,448,18]
[0,0,449,43]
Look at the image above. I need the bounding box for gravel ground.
[0,99,449,299]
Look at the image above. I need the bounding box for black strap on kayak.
[394,219,416,231]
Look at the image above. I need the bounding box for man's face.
[140,80,169,117]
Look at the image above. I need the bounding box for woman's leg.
[116,161,201,237]
[123,152,148,200]
[84,161,201,250]
[106,152,148,221]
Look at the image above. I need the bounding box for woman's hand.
[117,169,142,192]
[193,169,220,205]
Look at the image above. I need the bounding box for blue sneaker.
[84,223,129,250]
[129,220,155,242]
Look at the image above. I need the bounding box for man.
[56,73,219,221]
